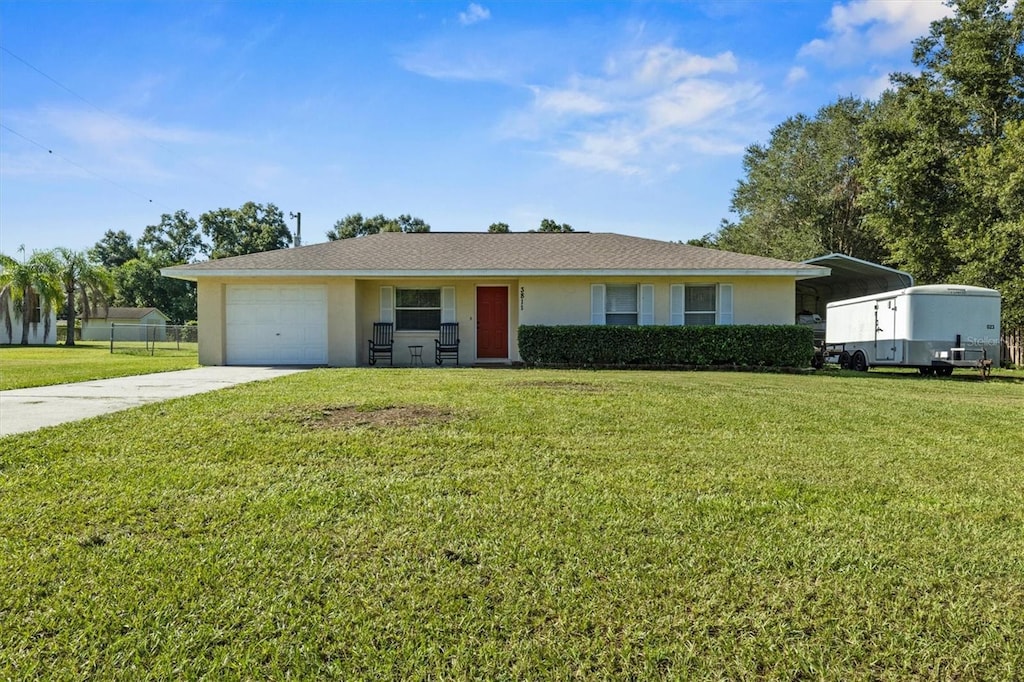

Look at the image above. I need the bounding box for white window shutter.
[441,286,456,323]
[640,285,654,325]
[590,284,606,324]
[718,284,734,325]
[380,286,394,323]
[670,284,684,325]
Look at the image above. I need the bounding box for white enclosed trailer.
[822,284,1001,375]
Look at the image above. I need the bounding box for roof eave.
[162,266,830,281]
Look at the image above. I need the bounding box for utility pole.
[289,211,302,247]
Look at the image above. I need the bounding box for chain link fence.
[109,323,198,356]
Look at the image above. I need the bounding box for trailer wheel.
[918,367,934,376]
[839,351,851,370]
[851,351,868,372]
[935,366,954,377]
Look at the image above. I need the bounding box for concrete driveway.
[0,366,308,437]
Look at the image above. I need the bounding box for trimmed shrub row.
[518,324,814,368]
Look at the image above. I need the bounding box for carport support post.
[110,323,115,354]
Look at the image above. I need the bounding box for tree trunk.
[20,287,30,345]
[65,286,76,346]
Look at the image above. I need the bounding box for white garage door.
[225,285,328,365]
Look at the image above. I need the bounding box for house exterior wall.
[731,277,796,325]
[355,279,519,365]
[518,276,795,327]
[2,302,57,345]
[81,311,169,341]
[197,279,226,365]
[327,279,358,367]
[192,274,799,366]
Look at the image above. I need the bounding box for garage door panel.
[225,285,327,365]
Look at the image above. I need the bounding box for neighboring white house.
[81,307,170,341]
[162,231,830,367]
[2,288,57,345]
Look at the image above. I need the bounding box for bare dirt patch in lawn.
[295,404,456,430]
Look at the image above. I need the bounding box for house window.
[591,284,653,325]
[28,290,42,323]
[670,284,732,326]
[685,285,717,326]
[395,288,441,331]
[605,284,638,325]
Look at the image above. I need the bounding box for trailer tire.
[851,351,868,372]
[919,367,934,376]
[935,366,953,377]
[839,351,851,370]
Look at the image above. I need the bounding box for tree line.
[696,0,1023,329]
[324,215,573,239]
[3,198,579,344]
[1,201,293,341]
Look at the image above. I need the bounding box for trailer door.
[874,297,898,362]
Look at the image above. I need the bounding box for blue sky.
[0,0,951,257]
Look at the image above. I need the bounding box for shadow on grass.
[818,366,1024,385]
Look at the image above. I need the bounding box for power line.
[1,44,190,169]
[0,44,255,203]
[1,46,108,115]
[1,123,168,209]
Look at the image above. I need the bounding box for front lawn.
[1,369,1022,678]
[0,342,198,390]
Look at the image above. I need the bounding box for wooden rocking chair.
[368,322,394,366]
[435,322,460,365]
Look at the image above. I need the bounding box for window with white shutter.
[380,286,394,323]
[684,285,717,326]
[591,285,606,324]
[718,284,733,325]
[640,285,654,326]
[395,288,442,330]
[605,284,638,325]
[441,286,456,323]
[670,285,684,325]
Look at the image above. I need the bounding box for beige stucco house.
[161,232,829,367]
[81,307,170,341]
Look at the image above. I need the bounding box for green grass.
[2,368,1023,679]
[0,341,198,390]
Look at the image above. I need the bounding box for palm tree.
[0,250,62,345]
[52,248,115,347]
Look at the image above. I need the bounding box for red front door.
[476,286,508,359]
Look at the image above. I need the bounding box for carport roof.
[162,232,829,280]
[797,253,914,301]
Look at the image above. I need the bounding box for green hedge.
[518,325,814,368]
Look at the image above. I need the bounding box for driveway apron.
[0,366,308,437]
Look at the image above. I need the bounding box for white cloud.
[531,86,610,116]
[1,107,222,184]
[40,108,212,148]
[397,32,538,84]
[646,79,759,130]
[616,45,738,85]
[683,134,747,157]
[553,129,644,175]
[403,30,762,176]
[510,45,761,175]
[840,71,896,99]
[458,3,490,26]
[785,66,809,87]
[799,0,952,64]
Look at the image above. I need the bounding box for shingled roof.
[163,232,827,280]
[92,307,168,320]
